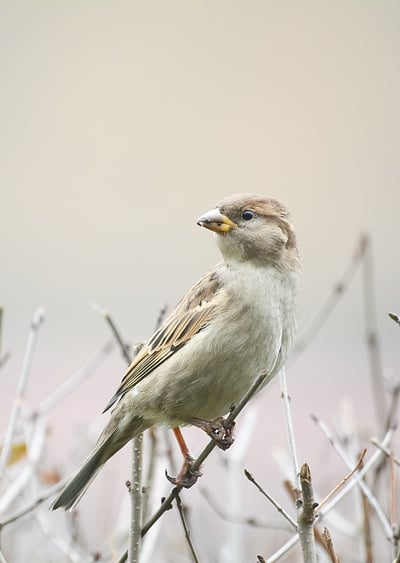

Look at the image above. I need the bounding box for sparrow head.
[197,193,298,268]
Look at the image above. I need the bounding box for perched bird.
[52,193,300,510]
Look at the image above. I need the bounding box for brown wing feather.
[102,267,222,412]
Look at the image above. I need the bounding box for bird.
[52,193,300,510]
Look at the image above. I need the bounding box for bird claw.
[165,458,202,488]
[191,416,235,450]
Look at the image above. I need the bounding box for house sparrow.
[52,193,300,510]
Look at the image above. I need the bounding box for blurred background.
[1,1,400,560]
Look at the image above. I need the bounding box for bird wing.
[102,267,223,412]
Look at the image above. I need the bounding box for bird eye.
[241,209,255,221]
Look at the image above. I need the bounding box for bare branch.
[362,234,386,425]
[199,486,288,530]
[244,469,297,531]
[0,307,45,477]
[93,304,131,363]
[312,415,393,540]
[35,340,115,417]
[0,306,10,370]
[292,235,366,360]
[370,438,400,466]
[176,493,200,563]
[0,479,66,530]
[390,451,397,530]
[317,449,367,512]
[279,368,300,493]
[297,463,318,563]
[361,489,374,563]
[321,527,339,563]
[320,429,393,517]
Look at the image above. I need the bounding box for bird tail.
[51,417,148,511]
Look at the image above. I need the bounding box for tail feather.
[51,431,116,511]
[52,416,148,510]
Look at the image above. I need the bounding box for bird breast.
[130,262,298,426]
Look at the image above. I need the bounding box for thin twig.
[0,479,66,530]
[267,430,393,563]
[0,350,10,370]
[0,548,7,563]
[176,493,200,563]
[390,451,397,530]
[370,438,400,466]
[117,371,270,563]
[0,308,45,477]
[385,382,400,432]
[361,489,374,563]
[317,448,367,512]
[362,234,386,425]
[321,527,339,563]
[35,340,115,417]
[297,463,318,563]
[267,533,299,563]
[0,416,47,513]
[320,429,393,516]
[199,486,288,530]
[244,470,297,531]
[279,369,300,493]
[312,415,393,540]
[93,305,131,364]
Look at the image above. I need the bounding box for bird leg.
[190,416,235,450]
[165,427,202,488]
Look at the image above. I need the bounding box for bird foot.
[165,456,202,488]
[191,416,235,450]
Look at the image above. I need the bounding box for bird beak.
[196,208,237,233]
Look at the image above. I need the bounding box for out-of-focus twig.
[297,463,318,563]
[385,382,400,433]
[362,234,386,425]
[322,527,339,563]
[0,417,47,514]
[176,493,200,563]
[279,369,300,494]
[0,306,10,370]
[142,427,158,523]
[0,308,45,477]
[0,547,7,563]
[370,438,400,466]
[390,452,397,530]
[35,340,115,417]
[361,489,374,563]
[244,469,297,531]
[0,479,66,530]
[267,533,299,562]
[389,313,400,327]
[312,415,393,540]
[291,235,367,361]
